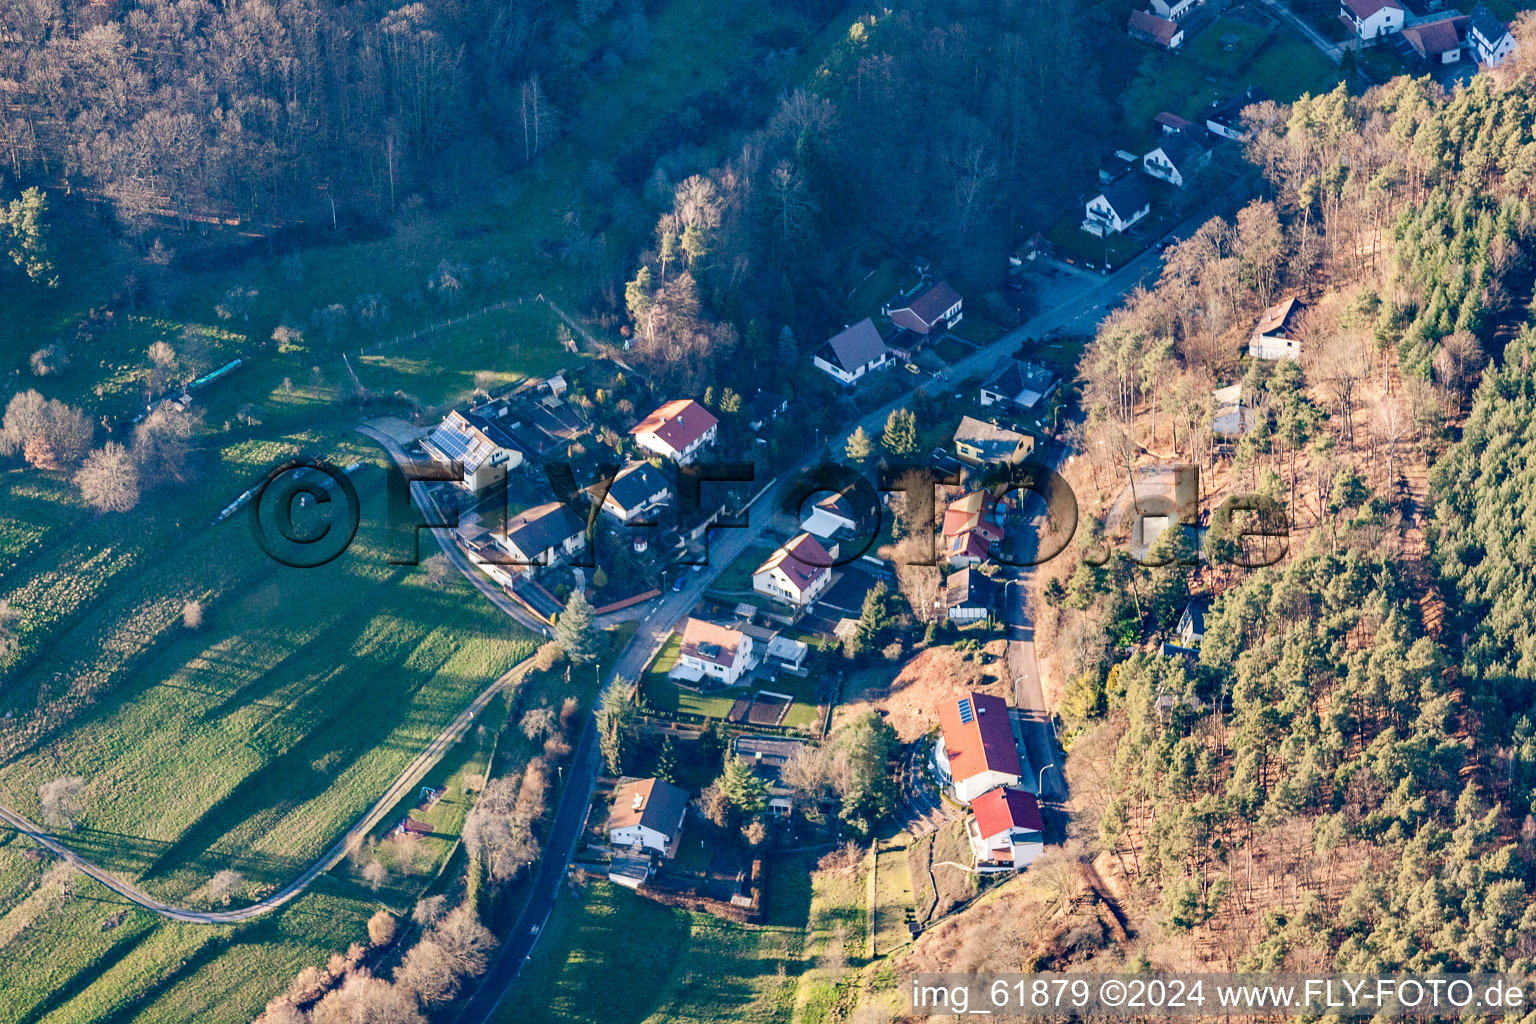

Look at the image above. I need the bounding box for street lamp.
[1037,763,1056,796]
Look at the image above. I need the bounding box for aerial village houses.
[1128,9,1184,48]
[1142,132,1211,188]
[1150,0,1195,17]
[979,359,1059,412]
[674,617,755,686]
[753,533,834,607]
[597,461,671,524]
[1083,176,1151,237]
[1249,296,1304,360]
[936,691,1024,803]
[884,280,964,336]
[943,490,1006,569]
[953,415,1033,466]
[813,317,893,385]
[968,786,1046,870]
[1470,3,1516,65]
[630,399,719,464]
[1341,0,1405,40]
[608,777,689,859]
[422,406,525,493]
[495,500,586,568]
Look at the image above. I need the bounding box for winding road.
[0,654,532,924]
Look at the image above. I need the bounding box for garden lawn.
[1248,37,1346,103]
[505,879,807,1024]
[1185,18,1270,76]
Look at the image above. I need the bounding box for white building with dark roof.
[1143,132,1211,188]
[1249,296,1304,360]
[979,359,1059,412]
[494,501,586,569]
[608,777,688,857]
[813,318,892,385]
[1083,176,1151,237]
[1470,2,1516,65]
[598,461,671,524]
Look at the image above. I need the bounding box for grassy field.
[715,542,778,592]
[507,873,812,1024]
[0,447,539,1022]
[1186,18,1271,76]
[871,835,915,957]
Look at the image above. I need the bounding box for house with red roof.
[1402,14,1468,64]
[1249,296,1304,360]
[630,399,719,464]
[1128,9,1184,48]
[936,691,1023,802]
[968,787,1046,870]
[884,281,964,336]
[1340,0,1404,39]
[752,533,833,607]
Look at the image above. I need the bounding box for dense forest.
[1041,32,1536,974]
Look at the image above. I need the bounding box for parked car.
[671,576,686,592]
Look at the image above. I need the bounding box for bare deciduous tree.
[76,443,140,513]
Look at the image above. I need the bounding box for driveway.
[1255,0,1347,62]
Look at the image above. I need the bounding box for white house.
[1341,0,1404,39]
[630,400,719,464]
[598,461,671,524]
[885,280,964,336]
[421,406,524,493]
[1142,132,1211,188]
[813,318,892,385]
[752,533,833,607]
[608,777,688,857]
[1151,0,1195,16]
[968,787,1046,870]
[1082,176,1151,238]
[1470,3,1516,65]
[936,691,1023,803]
[674,617,755,686]
[495,501,585,569]
[1249,296,1304,360]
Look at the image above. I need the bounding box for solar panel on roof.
[958,698,974,724]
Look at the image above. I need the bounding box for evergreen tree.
[655,734,679,785]
[881,408,918,456]
[597,684,635,776]
[719,757,768,814]
[845,425,872,461]
[555,590,600,664]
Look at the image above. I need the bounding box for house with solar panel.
[673,617,755,686]
[494,500,586,570]
[935,691,1023,803]
[421,406,525,493]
